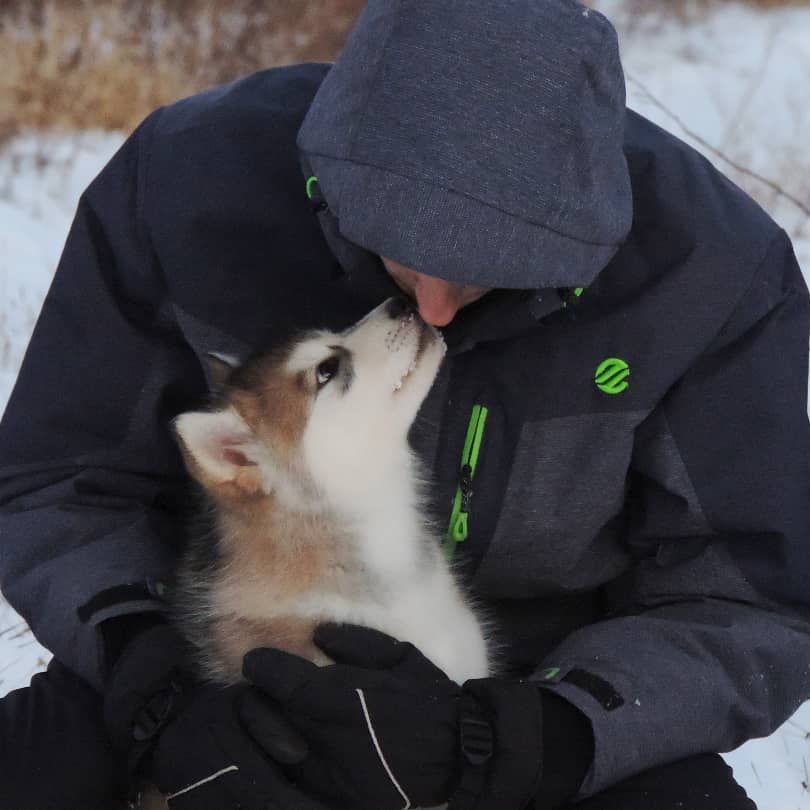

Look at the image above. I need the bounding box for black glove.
[244,623,594,810]
[0,660,129,810]
[103,623,329,810]
[243,623,462,810]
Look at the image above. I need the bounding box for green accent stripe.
[305,176,319,199]
[444,404,488,560]
[467,405,488,473]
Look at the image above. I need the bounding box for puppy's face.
[173,299,445,508]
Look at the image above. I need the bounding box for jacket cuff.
[450,680,593,810]
[102,623,191,760]
[100,612,169,681]
[536,689,594,808]
[451,678,544,810]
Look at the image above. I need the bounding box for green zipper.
[443,404,489,560]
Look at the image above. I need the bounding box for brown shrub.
[0,0,364,134]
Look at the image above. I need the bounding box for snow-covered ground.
[1,2,809,807]
[599,0,810,274]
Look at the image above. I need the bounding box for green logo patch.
[595,357,630,394]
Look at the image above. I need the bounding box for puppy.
[143,298,491,809]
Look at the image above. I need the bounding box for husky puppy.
[172,297,491,687]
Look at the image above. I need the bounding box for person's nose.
[412,277,463,327]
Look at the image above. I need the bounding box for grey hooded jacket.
[1,0,810,800]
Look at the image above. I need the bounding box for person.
[1,0,809,807]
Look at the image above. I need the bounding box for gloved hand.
[141,682,334,810]
[103,623,329,810]
[244,623,463,810]
[244,623,594,810]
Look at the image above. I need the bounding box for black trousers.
[0,660,757,810]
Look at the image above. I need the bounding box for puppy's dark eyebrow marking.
[325,345,354,395]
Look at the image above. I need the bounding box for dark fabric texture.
[0,62,808,800]
[298,0,632,289]
[574,754,756,810]
[536,690,595,808]
[0,660,128,810]
[100,611,170,680]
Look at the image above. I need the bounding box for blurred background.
[0,0,363,134]
[1,1,809,807]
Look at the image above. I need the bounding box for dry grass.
[0,0,364,136]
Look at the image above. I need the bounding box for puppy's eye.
[316,355,341,388]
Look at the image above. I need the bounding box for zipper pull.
[449,465,474,541]
[450,512,469,543]
[444,405,488,560]
[459,464,474,512]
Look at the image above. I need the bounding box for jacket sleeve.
[535,229,810,798]
[0,109,207,689]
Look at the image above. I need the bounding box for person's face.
[381,257,490,327]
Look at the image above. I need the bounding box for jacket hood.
[297,0,633,289]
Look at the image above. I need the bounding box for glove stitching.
[165,764,240,802]
[355,688,411,810]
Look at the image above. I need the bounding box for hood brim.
[307,152,623,289]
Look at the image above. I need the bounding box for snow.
[0,597,52,698]
[1,2,809,806]
[596,0,810,273]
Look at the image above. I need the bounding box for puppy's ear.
[173,407,264,497]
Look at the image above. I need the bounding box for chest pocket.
[469,411,646,598]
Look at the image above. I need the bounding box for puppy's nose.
[385,296,414,320]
